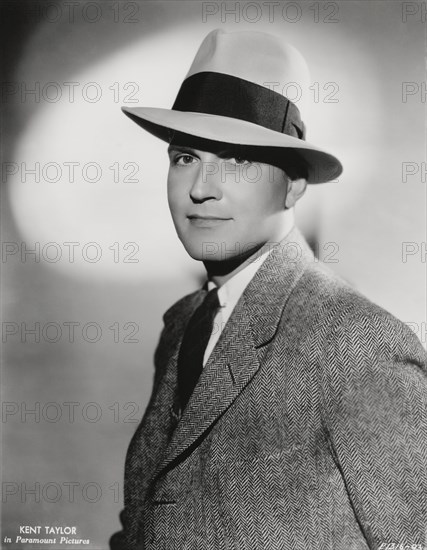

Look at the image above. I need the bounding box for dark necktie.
[177,287,220,413]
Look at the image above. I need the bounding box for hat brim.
[122,106,342,184]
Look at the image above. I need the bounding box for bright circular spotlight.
[8,22,380,281]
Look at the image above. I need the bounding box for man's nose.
[189,159,222,202]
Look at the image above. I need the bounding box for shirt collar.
[206,247,272,308]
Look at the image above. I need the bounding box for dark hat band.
[172,71,305,141]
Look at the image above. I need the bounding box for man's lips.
[187,215,231,220]
[187,215,232,227]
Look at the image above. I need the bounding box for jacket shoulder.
[292,260,426,361]
[162,289,203,326]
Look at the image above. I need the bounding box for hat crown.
[186,29,310,119]
[121,28,343,183]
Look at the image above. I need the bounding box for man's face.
[167,141,290,262]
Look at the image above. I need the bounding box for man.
[110,29,427,549]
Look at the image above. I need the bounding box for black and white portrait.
[2,1,426,549]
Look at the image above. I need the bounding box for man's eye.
[174,154,196,166]
[230,157,250,165]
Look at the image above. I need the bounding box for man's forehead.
[167,142,240,158]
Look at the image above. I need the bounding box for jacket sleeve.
[109,510,129,550]
[321,309,427,549]
[109,321,171,550]
[109,291,200,549]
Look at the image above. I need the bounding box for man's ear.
[285,178,307,208]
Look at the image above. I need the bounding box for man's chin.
[179,237,260,264]
[178,235,227,262]
[181,244,227,263]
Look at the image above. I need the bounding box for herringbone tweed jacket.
[110,227,427,550]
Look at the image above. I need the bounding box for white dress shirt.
[202,248,271,366]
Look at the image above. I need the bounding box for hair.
[167,130,308,182]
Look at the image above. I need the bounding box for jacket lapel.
[154,227,314,478]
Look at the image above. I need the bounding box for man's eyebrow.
[217,149,244,159]
[167,145,196,154]
[167,144,246,158]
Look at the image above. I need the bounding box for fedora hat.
[122,28,342,184]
